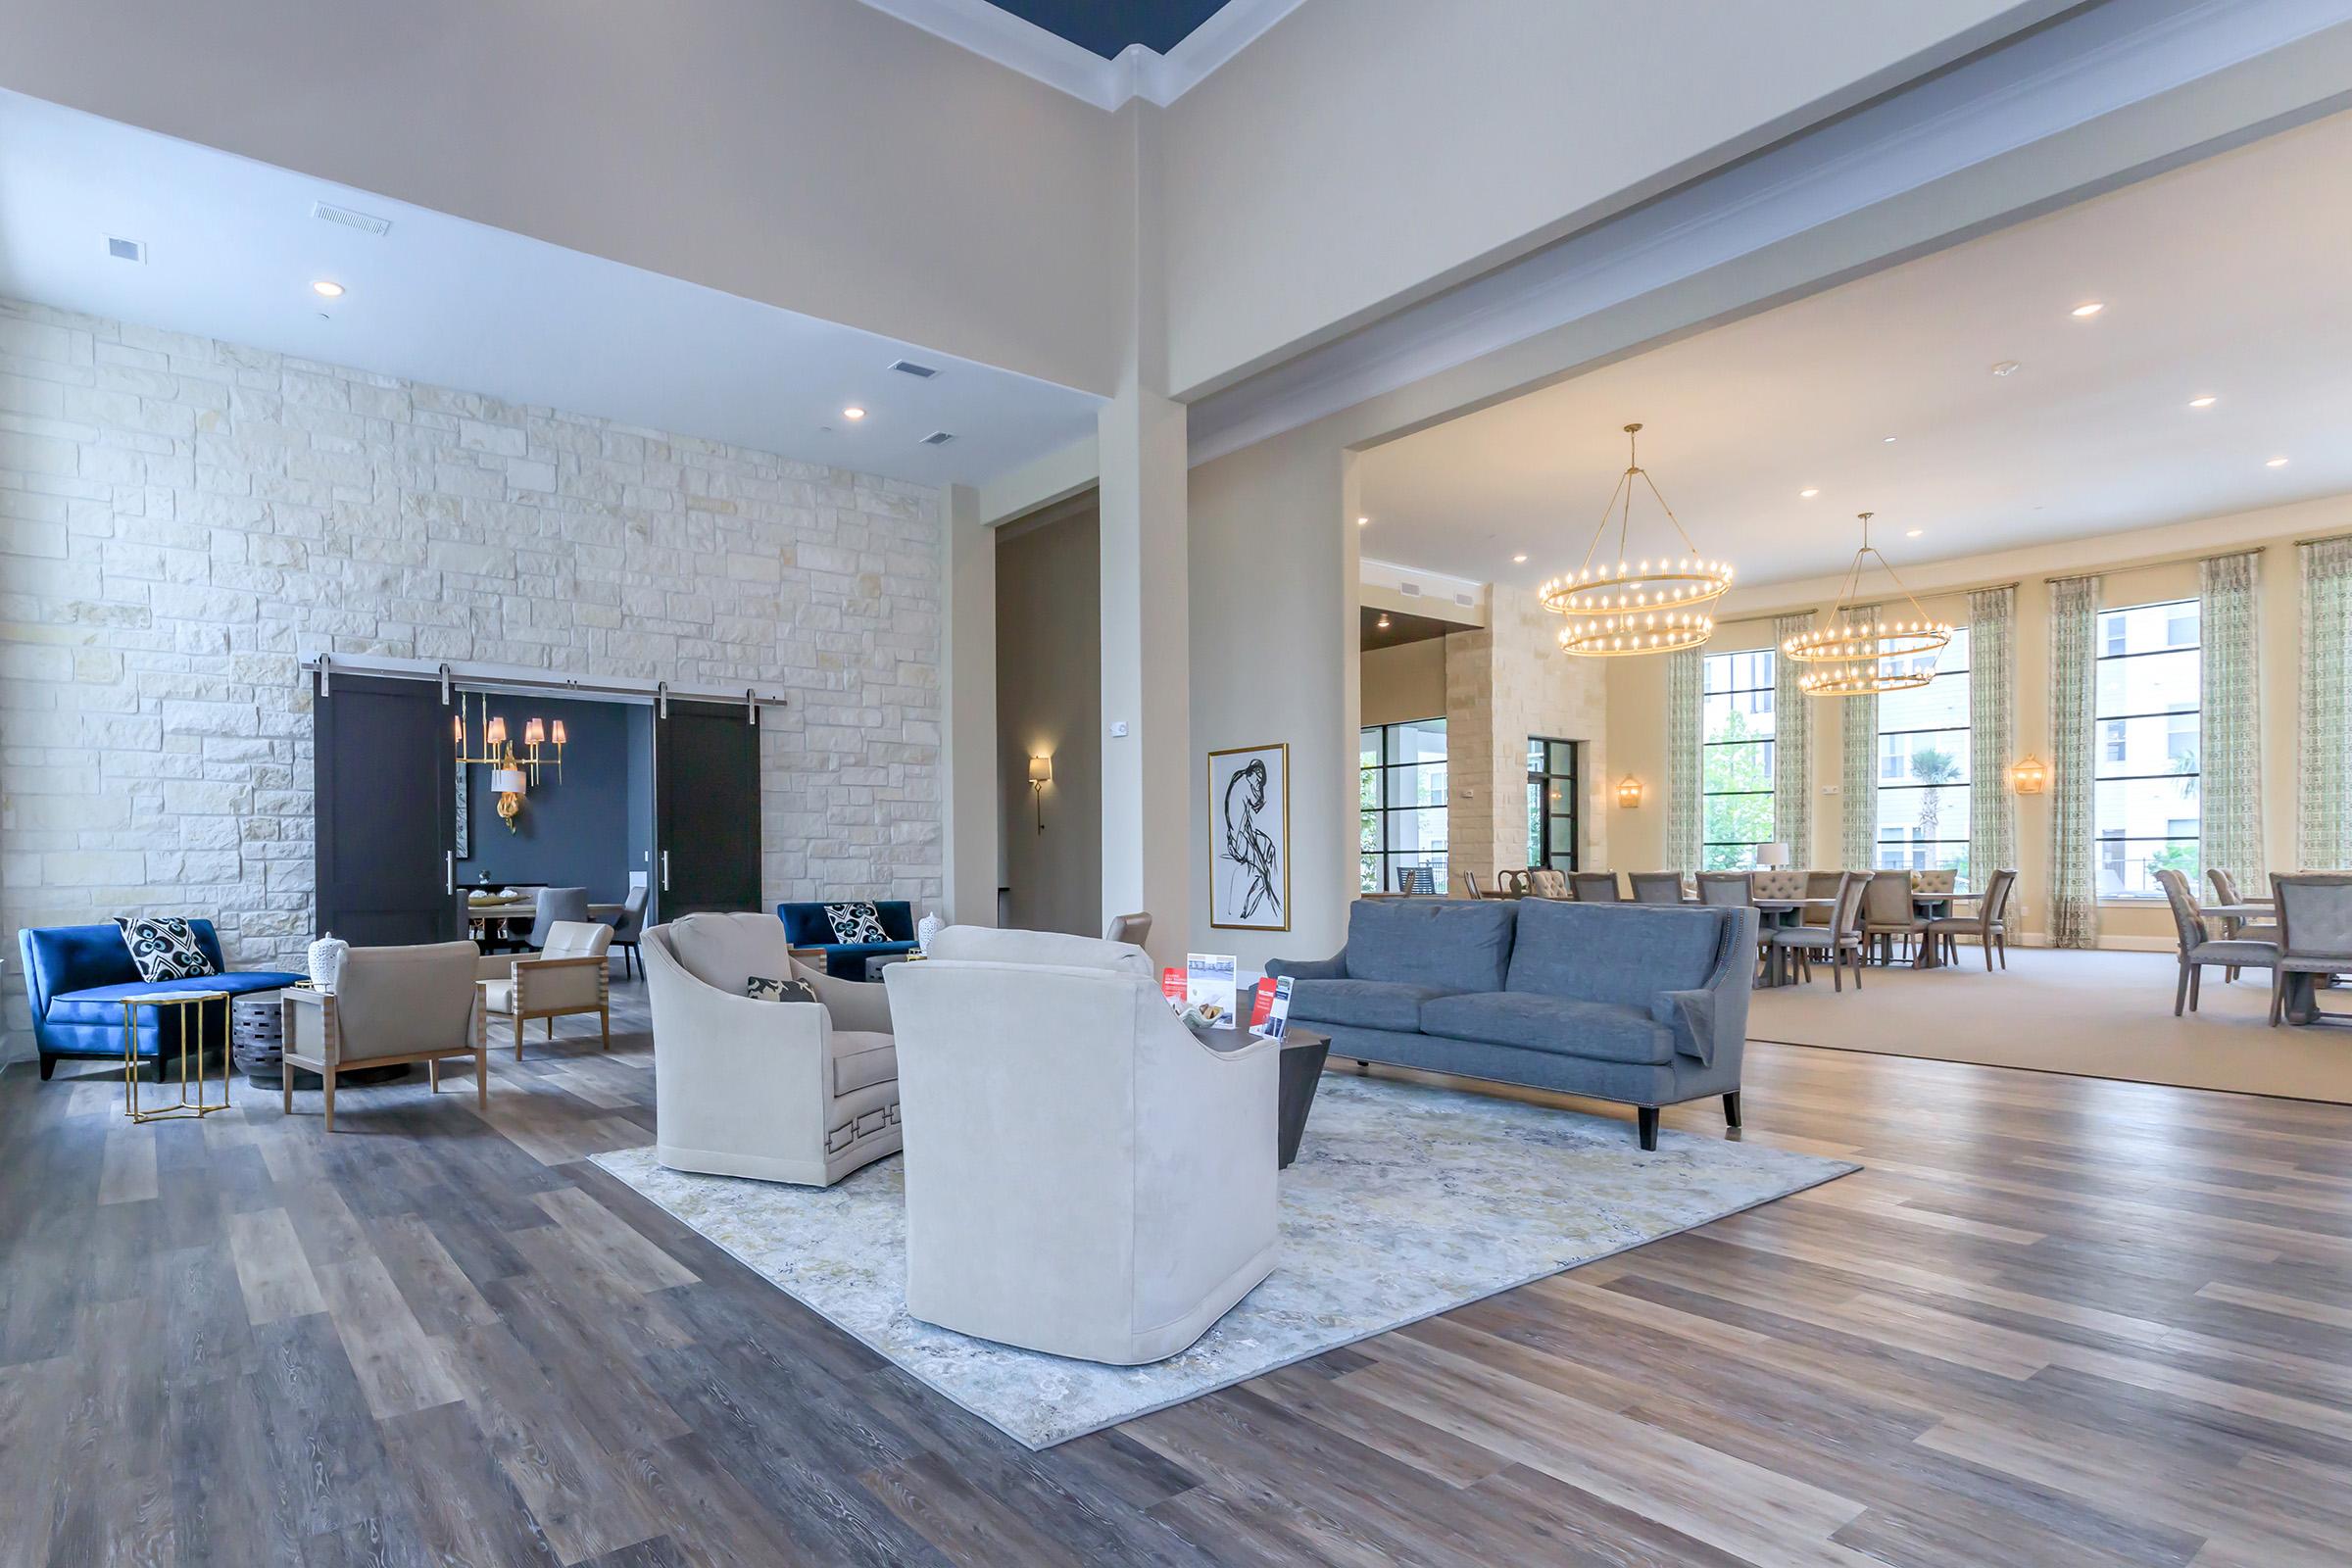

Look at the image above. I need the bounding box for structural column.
[939,482,999,927]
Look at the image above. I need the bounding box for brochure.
[1185,953,1239,1026]
[1160,967,1188,1009]
[1250,975,1294,1041]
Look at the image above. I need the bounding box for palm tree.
[1909,747,1964,853]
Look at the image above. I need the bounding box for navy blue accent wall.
[986,1,1231,59]
[625,704,657,906]
[460,695,638,900]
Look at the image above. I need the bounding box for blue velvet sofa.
[776,900,919,979]
[19,921,307,1080]
[1266,897,1755,1149]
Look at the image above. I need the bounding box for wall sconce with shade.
[2010,755,2048,795]
[1756,841,1792,869]
[453,692,573,833]
[1615,775,1643,809]
[1029,754,1053,832]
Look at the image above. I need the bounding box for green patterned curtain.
[1966,586,2016,892]
[1838,605,1881,869]
[2299,536,2352,869]
[2199,551,2264,892]
[2048,574,2101,948]
[1667,646,1702,872]
[1772,613,1813,864]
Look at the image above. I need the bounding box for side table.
[121,990,233,1123]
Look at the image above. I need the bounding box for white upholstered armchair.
[642,912,899,1186]
[478,919,612,1056]
[883,926,1281,1365]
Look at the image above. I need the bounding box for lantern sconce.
[2011,755,2048,795]
[1029,754,1053,832]
[1616,775,1644,809]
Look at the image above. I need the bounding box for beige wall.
[1360,638,1446,727]
[996,499,1102,937]
[1606,493,2346,947]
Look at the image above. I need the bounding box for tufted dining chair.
[1528,867,1571,899]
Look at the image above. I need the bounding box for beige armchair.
[642,912,900,1186]
[280,941,487,1131]
[478,919,612,1057]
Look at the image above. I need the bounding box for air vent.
[312,200,393,236]
[889,359,939,379]
[1454,592,1475,608]
[919,430,956,446]
[1399,582,1423,598]
[105,236,145,264]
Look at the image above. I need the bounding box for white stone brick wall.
[0,297,942,1055]
[1444,595,1608,886]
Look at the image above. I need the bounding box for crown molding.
[856,0,1303,110]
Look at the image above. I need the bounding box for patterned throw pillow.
[745,975,818,1004]
[823,902,890,945]
[113,915,220,984]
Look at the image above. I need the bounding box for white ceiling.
[0,90,1101,488]
[1356,109,2352,591]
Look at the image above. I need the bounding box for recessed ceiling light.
[1906,528,1924,538]
[1798,487,1820,499]
[2071,302,2105,318]
[1512,553,1528,564]
[2187,395,2217,409]
[1991,360,2021,377]
[1355,516,1369,526]
[1882,436,1897,444]
[311,279,344,298]
[842,406,865,420]
[2267,456,2290,467]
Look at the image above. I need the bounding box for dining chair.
[2156,868,2277,1015]
[2268,873,2352,1027]
[1628,871,1686,905]
[1860,870,1926,964]
[1924,867,2017,971]
[1913,867,1958,896]
[1568,871,1620,903]
[1695,871,1751,907]
[1772,872,1868,991]
[525,887,591,951]
[2203,865,2278,948]
[1397,865,1438,895]
[1528,867,1570,899]
[1801,870,1843,926]
[1103,911,1153,947]
[1495,868,1532,897]
[607,884,649,978]
[1457,870,1485,899]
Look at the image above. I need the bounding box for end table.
[121,990,233,1123]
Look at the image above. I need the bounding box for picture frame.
[1207,742,1290,931]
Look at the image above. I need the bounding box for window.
[2093,599,2200,898]
[1526,739,1579,874]
[1701,650,1776,869]
[1360,717,1446,893]
[1875,626,1972,885]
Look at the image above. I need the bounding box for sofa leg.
[38,1053,56,1082]
[1637,1106,1659,1152]
[1723,1092,1741,1130]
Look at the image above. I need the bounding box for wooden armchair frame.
[281,986,489,1132]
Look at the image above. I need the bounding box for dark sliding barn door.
[655,698,762,918]
[314,671,460,944]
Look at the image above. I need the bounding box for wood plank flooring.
[4,977,2349,1565]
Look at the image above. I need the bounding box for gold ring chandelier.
[1541,423,1735,657]
[1783,512,1953,696]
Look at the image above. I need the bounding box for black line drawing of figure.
[1222,758,1281,922]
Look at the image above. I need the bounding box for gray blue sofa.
[1265,897,1754,1149]
[19,920,307,1081]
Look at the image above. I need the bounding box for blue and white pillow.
[823,902,890,945]
[745,975,818,1004]
[113,915,219,984]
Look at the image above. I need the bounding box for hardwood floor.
[5,978,2350,1566]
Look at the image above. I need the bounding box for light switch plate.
[1109,720,1130,737]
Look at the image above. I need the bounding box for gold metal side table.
[121,989,233,1123]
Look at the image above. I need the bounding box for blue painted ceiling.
[985,1,1236,60]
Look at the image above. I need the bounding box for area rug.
[591,1073,1855,1448]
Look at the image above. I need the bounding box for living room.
[5,3,2351,1564]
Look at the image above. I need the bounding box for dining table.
[465,895,626,951]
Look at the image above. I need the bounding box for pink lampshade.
[550,719,566,747]
[485,715,507,749]
[452,713,465,748]
[523,717,545,748]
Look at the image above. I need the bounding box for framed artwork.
[1208,742,1290,931]
[455,757,470,858]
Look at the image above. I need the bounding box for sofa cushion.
[48,970,309,1054]
[824,901,890,945]
[1504,900,1730,1008]
[1342,899,1516,993]
[830,1031,899,1096]
[667,911,793,996]
[1286,978,1447,1033]
[1418,991,1671,1065]
[112,915,220,983]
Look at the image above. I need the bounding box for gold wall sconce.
[2010,755,2048,795]
[1616,775,1644,809]
[1029,754,1053,832]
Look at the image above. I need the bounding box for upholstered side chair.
[1772,872,1868,991]
[2268,873,2352,1027]
[1629,871,1686,905]
[2155,869,2276,1015]
[607,885,649,978]
[479,919,612,1056]
[1103,911,1153,947]
[280,941,487,1131]
[1568,871,1620,902]
[1924,868,2019,970]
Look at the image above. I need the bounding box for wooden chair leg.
[1636,1105,1659,1152]
[600,1007,611,1051]
[2270,970,2285,1026]
[476,1047,488,1108]
[515,1014,526,1061]
[1722,1091,1741,1129]
[428,1057,439,1094]
[281,1066,293,1116]
[2175,959,2190,1016]
[322,1069,335,1134]
[2189,966,2203,1012]
[546,1017,554,1041]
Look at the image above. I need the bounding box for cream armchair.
[280,941,487,1131]
[478,919,612,1057]
[883,926,1280,1365]
[642,912,899,1187]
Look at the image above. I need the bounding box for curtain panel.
[2299,536,2352,869]
[2198,551,2265,892]
[1666,646,1703,872]
[1772,613,1813,863]
[2048,574,2101,948]
[1966,586,2017,891]
[1838,605,1881,869]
